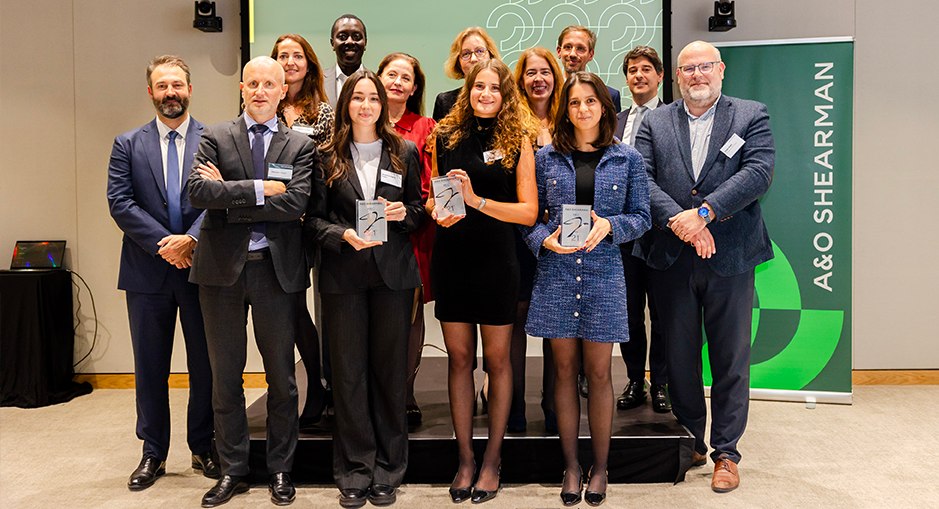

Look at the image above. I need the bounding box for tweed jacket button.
[576,294,581,299]
[576,276,581,281]
[553,180,557,185]
[576,258,582,264]
[612,185,618,190]
[691,189,698,195]
[574,312,579,317]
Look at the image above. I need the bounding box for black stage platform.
[246,357,695,485]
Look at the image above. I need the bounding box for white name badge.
[291,125,315,136]
[720,133,745,158]
[268,163,293,181]
[380,169,402,188]
[483,149,505,163]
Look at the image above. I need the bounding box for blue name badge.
[267,163,293,181]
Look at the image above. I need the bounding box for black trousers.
[199,256,299,476]
[322,254,412,490]
[127,267,213,460]
[650,248,753,464]
[619,241,667,385]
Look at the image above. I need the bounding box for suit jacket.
[432,88,461,123]
[323,64,366,109]
[615,98,668,142]
[107,117,206,293]
[607,85,622,114]
[306,141,425,293]
[188,116,316,293]
[633,95,775,277]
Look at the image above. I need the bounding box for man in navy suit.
[188,56,315,507]
[107,55,217,491]
[633,40,775,493]
[556,25,622,112]
[613,46,670,414]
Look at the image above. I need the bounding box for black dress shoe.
[650,384,672,413]
[559,467,583,506]
[449,485,472,504]
[406,404,423,427]
[584,468,607,507]
[192,452,221,479]
[269,472,296,506]
[128,455,165,491]
[616,380,646,410]
[339,488,368,508]
[201,475,249,507]
[368,484,396,506]
[470,483,500,504]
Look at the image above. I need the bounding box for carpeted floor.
[2,385,938,508]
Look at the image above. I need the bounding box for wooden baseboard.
[74,373,268,390]
[851,370,939,385]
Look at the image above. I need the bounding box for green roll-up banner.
[707,38,854,403]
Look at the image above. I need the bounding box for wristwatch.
[697,206,712,224]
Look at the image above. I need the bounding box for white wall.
[2,0,937,372]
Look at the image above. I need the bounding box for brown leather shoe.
[692,451,707,467]
[711,454,739,493]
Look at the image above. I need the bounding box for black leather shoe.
[578,374,589,398]
[339,488,368,508]
[584,468,607,507]
[560,467,583,506]
[406,404,423,427]
[128,455,165,491]
[470,483,500,504]
[449,485,472,503]
[616,380,646,410]
[650,384,672,413]
[269,472,295,506]
[201,475,249,507]
[192,452,221,479]
[368,484,396,506]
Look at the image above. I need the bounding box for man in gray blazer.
[633,40,775,494]
[322,14,367,108]
[188,56,316,507]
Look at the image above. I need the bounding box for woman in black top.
[432,27,500,122]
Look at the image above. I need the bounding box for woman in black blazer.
[305,69,424,507]
[432,27,500,122]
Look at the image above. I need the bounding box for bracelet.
[476,197,487,210]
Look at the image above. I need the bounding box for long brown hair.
[321,70,405,187]
[271,34,327,123]
[376,53,427,117]
[552,72,618,154]
[434,59,539,169]
[513,47,564,127]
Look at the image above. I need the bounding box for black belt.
[246,248,271,261]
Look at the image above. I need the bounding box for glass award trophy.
[356,200,387,242]
[560,205,591,248]
[431,175,466,219]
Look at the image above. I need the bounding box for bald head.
[241,56,288,123]
[676,40,725,114]
[677,40,721,67]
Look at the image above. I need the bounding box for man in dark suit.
[107,55,218,491]
[323,14,367,108]
[613,46,670,414]
[556,25,622,112]
[633,40,775,493]
[188,56,316,507]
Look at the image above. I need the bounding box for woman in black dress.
[427,58,538,504]
[432,27,500,122]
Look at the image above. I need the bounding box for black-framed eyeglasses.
[460,48,488,61]
[678,61,720,76]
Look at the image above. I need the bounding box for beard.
[153,94,189,119]
[681,80,721,107]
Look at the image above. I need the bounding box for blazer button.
[574,312,579,317]
[612,185,618,190]
[553,180,557,185]
[691,189,698,196]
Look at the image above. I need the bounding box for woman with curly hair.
[271,33,335,147]
[426,58,539,504]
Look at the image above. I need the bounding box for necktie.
[250,124,269,242]
[166,131,183,233]
[629,106,647,147]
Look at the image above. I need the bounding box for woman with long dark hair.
[305,70,424,508]
[427,58,539,504]
[377,52,437,427]
[521,72,650,506]
[271,33,334,147]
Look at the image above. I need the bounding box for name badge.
[380,169,402,188]
[483,149,504,163]
[720,133,745,158]
[268,163,293,181]
[291,125,315,136]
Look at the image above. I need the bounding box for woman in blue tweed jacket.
[520,72,650,506]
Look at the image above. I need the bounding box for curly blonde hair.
[433,59,539,169]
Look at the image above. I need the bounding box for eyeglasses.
[678,61,720,76]
[460,48,488,61]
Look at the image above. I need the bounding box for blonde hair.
[444,27,501,80]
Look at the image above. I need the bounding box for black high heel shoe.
[470,465,500,504]
[584,467,607,507]
[560,466,583,506]
[449,461,475,504]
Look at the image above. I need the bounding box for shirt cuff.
[254,180,265,206]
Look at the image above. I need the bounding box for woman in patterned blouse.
[271,33,335,147]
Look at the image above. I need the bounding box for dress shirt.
[155,114,191,189]
[685,95,721,180]
[622,96,660,145]
[352,140,382,200]
[244,114,279,251]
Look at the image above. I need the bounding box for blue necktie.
[250,124,269,242]
[166,130,183,233]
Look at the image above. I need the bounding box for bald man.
[633,41,775,493]
[188,56,317,507]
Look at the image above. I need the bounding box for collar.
[244,113,279,133]
[639,96,661,110]
[155,114,191,140]
[683,94,721,121]
[394,110,419,133]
